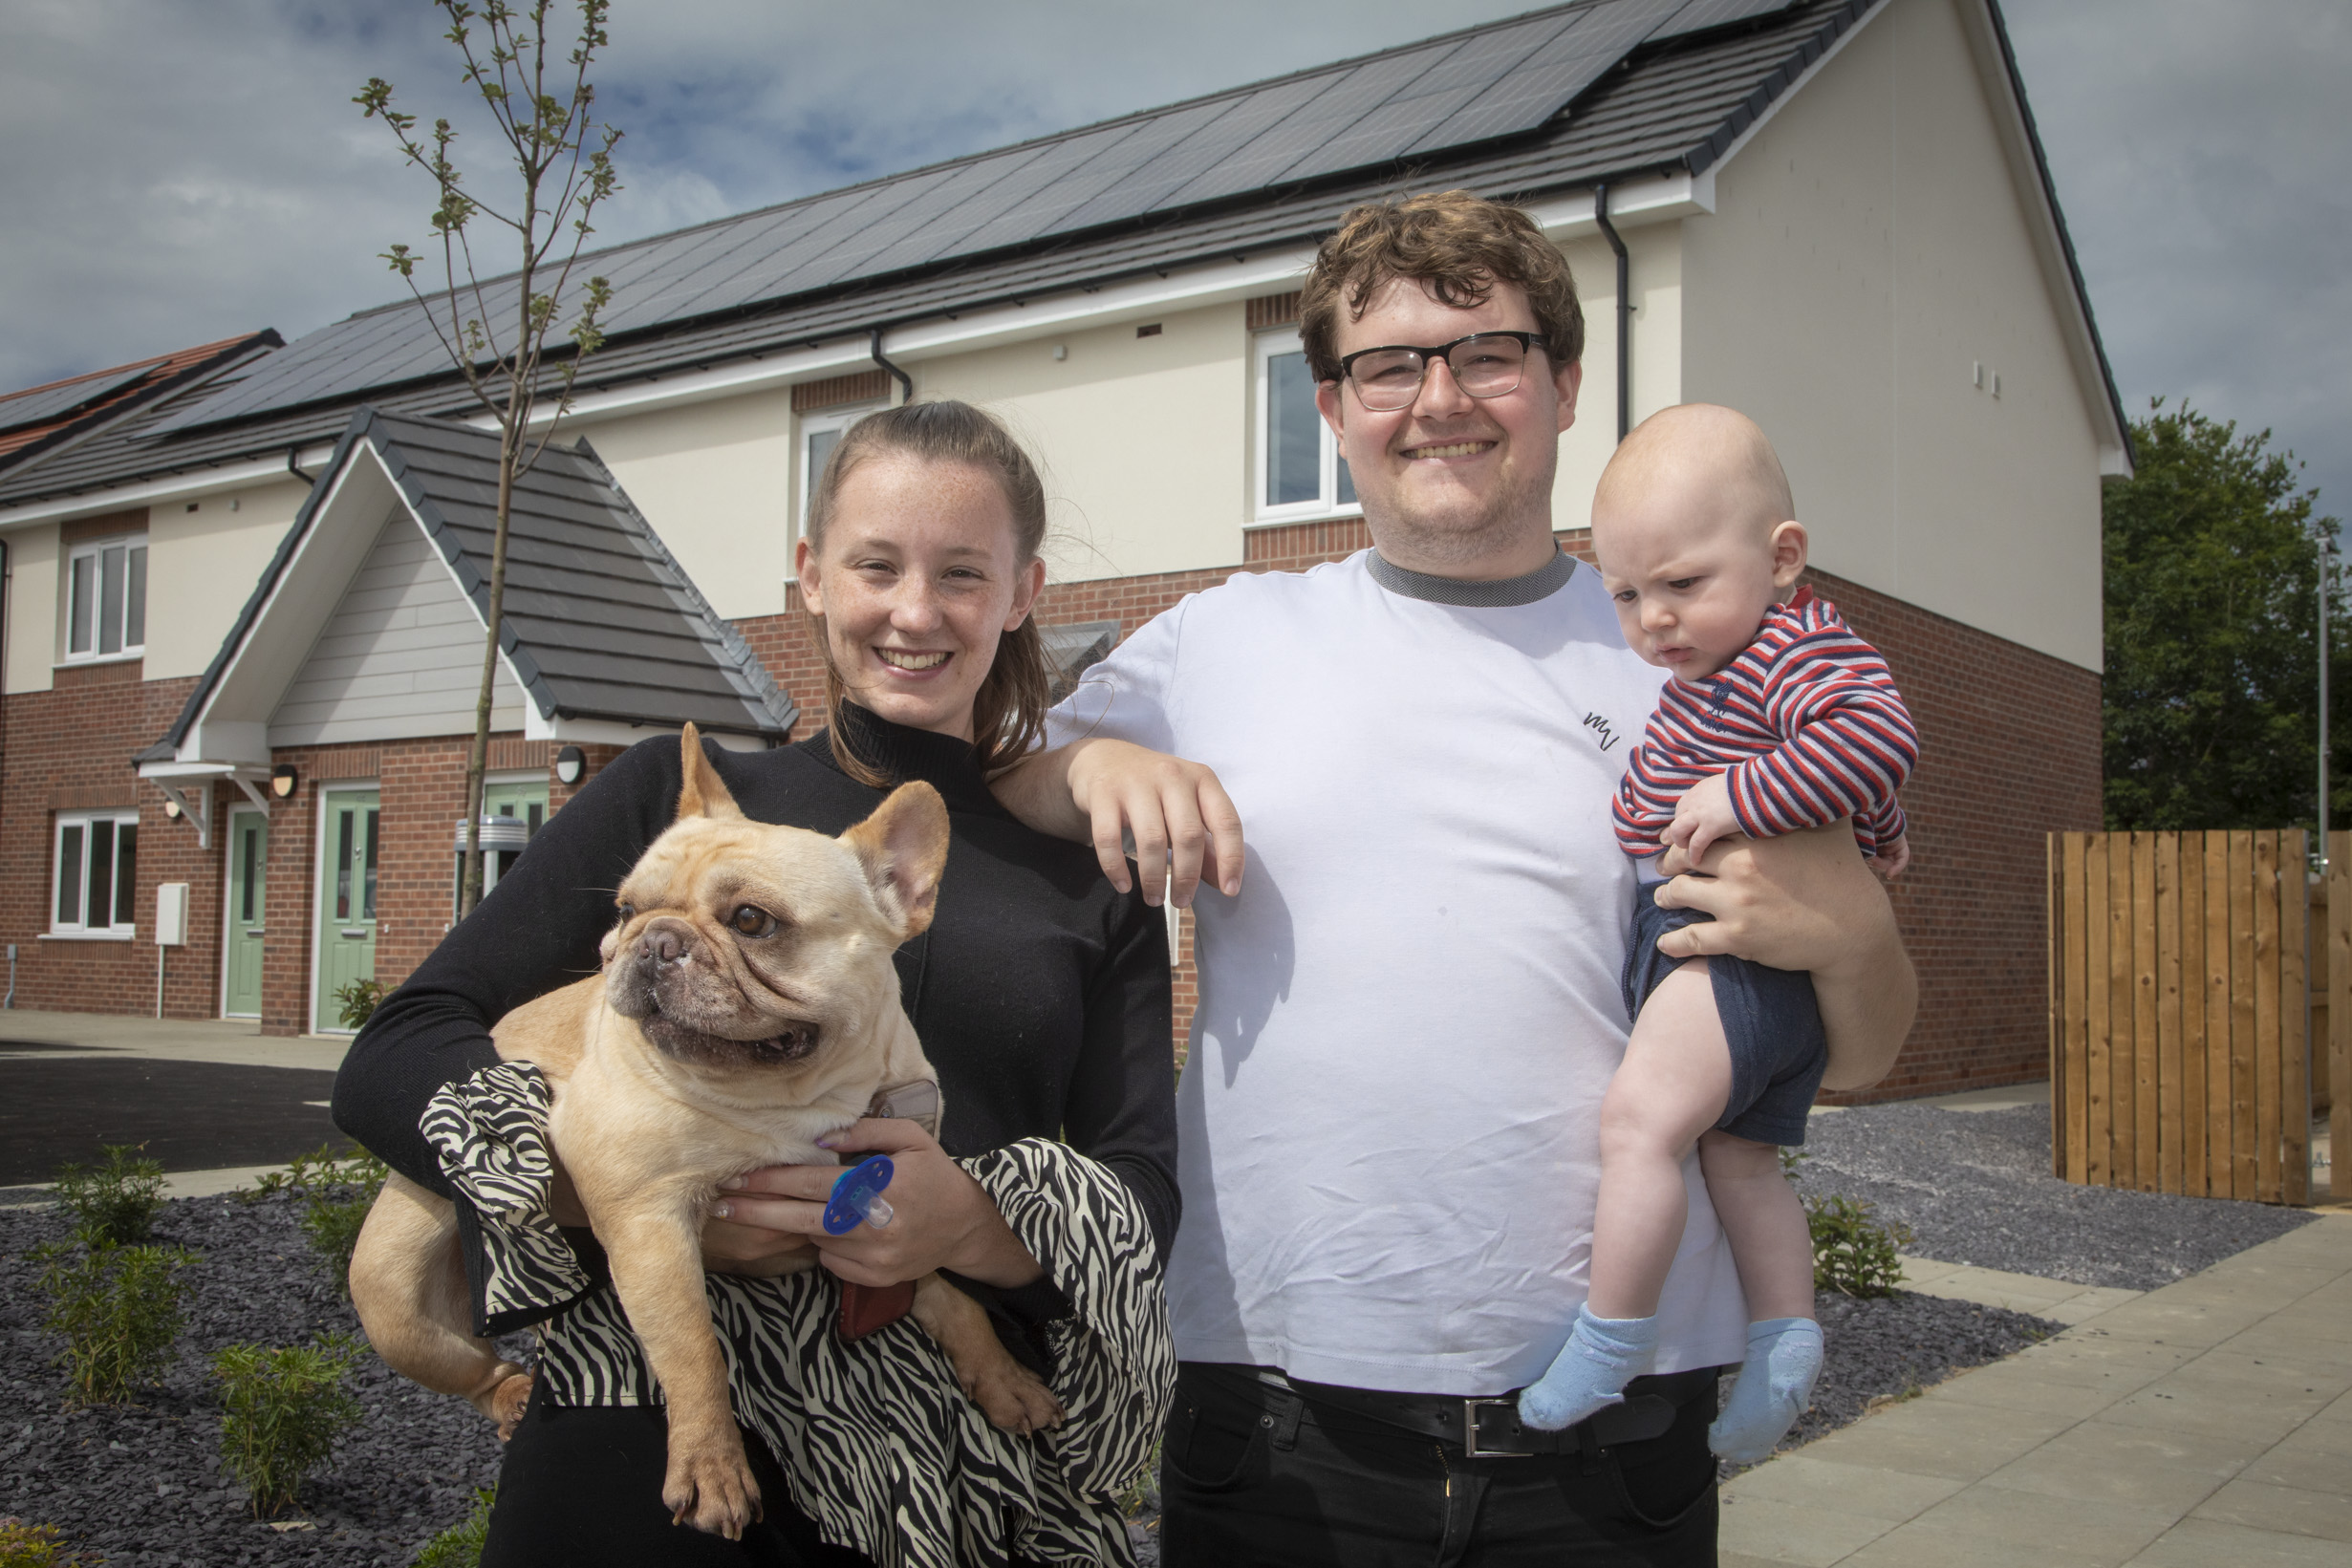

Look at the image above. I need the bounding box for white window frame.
[62,534,148,664]
[798,403,888,536]
[51,807,140,938]
[1253,329,1360,524]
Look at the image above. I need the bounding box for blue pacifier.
[821,1156,896,1235]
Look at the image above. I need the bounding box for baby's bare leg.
[1698,1130,1814,1321]
[1588,962,1734,1320]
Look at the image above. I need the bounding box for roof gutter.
[1593,183,1631,443]
[869,328,915,406]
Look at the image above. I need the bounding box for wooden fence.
[2046,830,2312,1204]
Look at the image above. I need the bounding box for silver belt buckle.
[1462,1397,1527,1458]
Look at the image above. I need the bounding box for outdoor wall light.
[554,745,586,785]
[270,764,299,799]
[162,798,183,821]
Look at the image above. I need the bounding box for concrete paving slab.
[2124,1516,2352,1567]
[1715,1495,1896,1566]
[1897,1257,2125,1319]
[1793,1396,2081,1481]
[1844,1485,2175,1568]
[0,1008,346,1069]
[2191,1476,2352,1543]
[1714,1454,1963,1524]
[2238,1417,2352,1493]
[1925,1357,2140,1421]
[1721,1210,2352,1565]
[1979,1419,2268,1514]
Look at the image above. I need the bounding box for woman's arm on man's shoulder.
[1651,821,1917,1091]
[329,737,680,1195]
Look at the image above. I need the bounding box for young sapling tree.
[356,0,621,914]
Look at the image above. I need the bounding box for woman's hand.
[708,1119,1046,1290]
[994,738,1245,907]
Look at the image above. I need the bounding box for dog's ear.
[841,782,950,939]
[675,722,744,822]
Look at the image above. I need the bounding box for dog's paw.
[489,1373,534,1442]
[963,1359,1067,1436]
[663,1441,763,1538]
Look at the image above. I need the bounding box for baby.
[1521,403,1917,1461]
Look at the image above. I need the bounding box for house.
[0,0,2122,1095]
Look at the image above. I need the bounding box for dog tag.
[823,1156,895,1235]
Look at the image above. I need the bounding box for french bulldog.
[349,724,1064,1538]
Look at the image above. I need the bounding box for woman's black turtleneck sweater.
[331,705,1178,1262]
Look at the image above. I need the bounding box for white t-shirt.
[1046,549,1749,1394]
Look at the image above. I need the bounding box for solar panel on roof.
[0,364,156,435]
[1652,0,1797,40]
[142,0,1801,441]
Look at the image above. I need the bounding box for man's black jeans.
[1158,1362,1720,1567]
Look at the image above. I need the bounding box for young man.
[998,191,1914,1565]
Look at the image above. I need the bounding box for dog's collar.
[867,1079,941,1139]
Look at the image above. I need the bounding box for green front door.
[224,808,269,1018]
[316,788,380,1032]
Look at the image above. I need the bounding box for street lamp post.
[2322,524,2334,872]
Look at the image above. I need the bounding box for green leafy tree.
[356,0,620,914]
[2103,399,2341,830]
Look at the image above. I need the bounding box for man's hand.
[1662,773,1742,862]
[706,1119,1044,1289]
[993,738,1244,907]
[1652,821,1916,1091]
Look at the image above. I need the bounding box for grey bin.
[454,816,534,914]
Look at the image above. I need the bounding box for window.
[54,809,139,935]
[1255,330,1356,522]
[66,536,147,660]
[800,406,883,530]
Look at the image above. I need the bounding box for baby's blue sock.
[1519,1304,1659,1431]
[1708,1317,1823,1463]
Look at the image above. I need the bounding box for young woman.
[334,400,1176,1568]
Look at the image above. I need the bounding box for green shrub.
[238,1144,388,1294]
[213,1336,364,1518]
[334,977,388,1031]
[411,1488,495,1568]
[34,1238,193,1404]
[0,1516,82,1567]
[1806,1192,1913,1299]
[52,1143,166,1246]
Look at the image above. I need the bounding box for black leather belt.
[1279,1366,1717,1457]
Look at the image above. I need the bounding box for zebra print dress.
[422,1063,1173,1568]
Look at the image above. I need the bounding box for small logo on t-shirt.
[1581,711,1623,752]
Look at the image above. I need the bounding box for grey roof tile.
[144,407,795,763]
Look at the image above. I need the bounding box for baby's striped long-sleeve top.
[1612,588,1918,860]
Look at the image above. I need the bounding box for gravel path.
[2,1193,507,1568]
[1794,1102,2318,1291]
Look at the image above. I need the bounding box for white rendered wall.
[6,522,58,694]
[1553,225,1685,533]
[1679,0,2104,670]
[572,386,796,622]
[143,479,311,681]
[917,303,1247,584]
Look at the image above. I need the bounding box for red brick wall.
[0,662,221,1018]
[7,515,2096,1097]
[253,737,617,1036]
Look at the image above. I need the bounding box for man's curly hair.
[1298,190,1585,384]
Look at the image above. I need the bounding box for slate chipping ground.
[4,1101,2324,1561]
[1,1192,509,1567]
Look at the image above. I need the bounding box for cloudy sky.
[1,0,2341,515]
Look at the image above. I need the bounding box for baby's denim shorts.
[1623,882,1827,1147]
